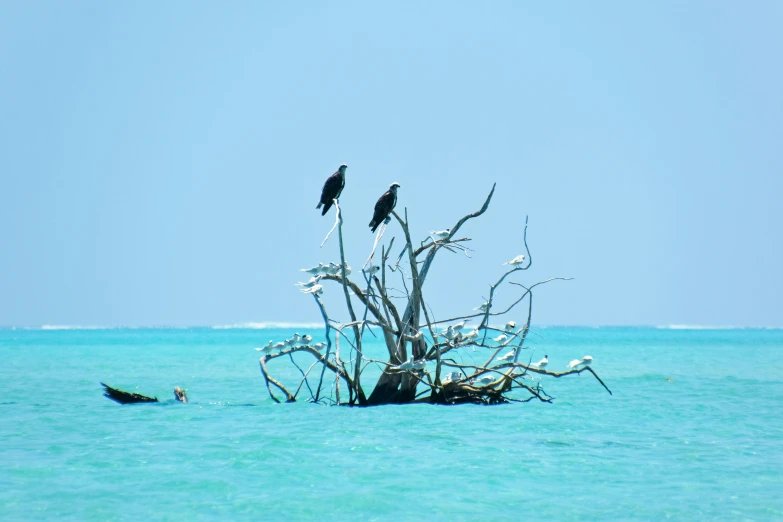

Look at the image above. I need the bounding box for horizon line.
[0,323,781,331]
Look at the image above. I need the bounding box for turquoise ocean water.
[1,326,782,520]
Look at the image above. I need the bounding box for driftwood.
[260,183,612,406]
[101,382,190,404]
[101,382,158,404]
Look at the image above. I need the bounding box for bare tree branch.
[265,182,610,408]
[259,356,295,403]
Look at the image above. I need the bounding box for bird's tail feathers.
[316,202,323,209]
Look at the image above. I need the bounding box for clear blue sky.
[1,1,781,327]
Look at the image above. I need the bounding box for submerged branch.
[259,356,295,403]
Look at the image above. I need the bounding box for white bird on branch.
[471,374,495,386]
[393,359,415,371]
[301,334,313,344]
[442,372,462,384]
[302,284,323,296]
[341,264,352,276]
[301,263,325,275]
[411,359,427,371]
[431,229,450,241]
[255,341,275,353]
[326,263,341,276]
[461,329,479,343]
[452,320,466,332]
[493,334,508,344]
[498,349,517,363]
[504,320,516,332]
[474,301,490,313]
[290,333,302,344]
[296,276,321,289]
[531,355,549,369]
[444,325,456,340]
[273,342,286,352]
[503,254,526,268]
[312,342,326,351]
[363,264,380,276]
[568,355,593,369]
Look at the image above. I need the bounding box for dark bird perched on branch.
[316,164,347,216]
[369,182,400,232]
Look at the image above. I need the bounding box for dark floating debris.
[101,383,189,404]
[101,382,158,404]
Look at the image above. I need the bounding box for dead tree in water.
[101,382,158,404]
[258,184,612,406]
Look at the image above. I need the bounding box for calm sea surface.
[1,327,782,520]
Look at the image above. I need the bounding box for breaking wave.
[656,324,781,330]
[36,325,116,331]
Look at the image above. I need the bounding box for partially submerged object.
[174,387,188,403]
[101,383,189,404]
[259,182,614,406]
[101,382,158,404]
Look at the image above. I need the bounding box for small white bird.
[301,334,313,344]
[409,330,424,341]
[255,341,275,353]
[531,355,549,369]
[444,325,456,340]
[503,254,526,268]
[342,264,352,276]
[290,333,302,345]
[273,341,286,351]
[301,264,324,275]
[442,371,462,384]
[461,329,479,342]
[498,349,516,362]
[493,334,508,344]
[296,276,321,288]
[302,284,323,296]
[504,320,516,332]
[452,320,466,332]
[471,374,495,386]
[326,262,341,275]
[411,359,427,371]
[431,229,450,240]
[363,264,380,276]
[474,301,490,313]
[312,342,326,351]
[568,356,593,369]
[394,359,415,371]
